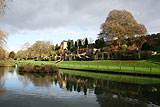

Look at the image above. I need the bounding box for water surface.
[0,67,160,107]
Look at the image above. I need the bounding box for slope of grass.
[16,59,160,75]
[59,60,160,68]
[60,69,160,85]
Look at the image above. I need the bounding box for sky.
[0,0,160,52]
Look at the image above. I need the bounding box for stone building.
[60,40,68,50]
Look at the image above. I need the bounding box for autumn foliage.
[100,10,147,44]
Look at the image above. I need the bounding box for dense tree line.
[16,41,54,59]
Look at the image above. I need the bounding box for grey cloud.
[0,0,160,33]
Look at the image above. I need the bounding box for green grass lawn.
[57,60,160,74]
[60,69,160,85]
[16,58,160,75]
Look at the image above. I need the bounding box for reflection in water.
[0,67,160,107]
[18,71,160,107]
[0,67,9,96]
[18,73,57,87]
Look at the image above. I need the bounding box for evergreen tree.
[67,41,71,50]
[75,41,77,48]
[71,40,74,47]
[84,38,88,48]
[95,37,105,50]
[55,44,60,51]
[78,40,82,48]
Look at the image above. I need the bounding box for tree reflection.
[18,73,57,87]
[0,67,6,96]
[18,71,160,106]
[58,73,160,106]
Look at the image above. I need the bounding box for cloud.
[0,0,159,33]
[0,0,160,52]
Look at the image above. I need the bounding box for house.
[60,41,68,50]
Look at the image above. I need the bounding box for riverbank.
[15,58,160,76]
[60,69,160,85]
[0,60,15,67]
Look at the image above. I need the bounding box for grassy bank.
[57,60,160,75]
[60,69,160,85]
[0,60,15,67]
[16,58,160,76]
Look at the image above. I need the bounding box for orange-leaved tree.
[99,10,147,46]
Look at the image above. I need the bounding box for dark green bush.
[140,51,152,60]
[141,42,151,51]
[111,50,141,60]
[91,55,96,60]
[76,56,82,61]
[82,57,86,61]
[153,46,160,53]
[19,66,24,72]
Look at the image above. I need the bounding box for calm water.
[0,67,160,107]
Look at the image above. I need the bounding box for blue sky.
[7,28,98,52]
[0,0,160,52]
[7,30,98,51]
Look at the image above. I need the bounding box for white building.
[60,41,68,50]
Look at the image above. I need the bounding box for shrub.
[69,56,72,61]
[70,47,77,52]
[141,42,151,51]
[82,57,86,61]
[19,66,24,72]
[18,65,59,73]
[91,55,96,60]
[53,57,56,61]
[85,56,90,61]
[120,44,127,50]
[103,47,110,52]
[111,50,141,60]
[44,65,58,73]
[76,55,82,61]
[38,57,43,61]
[140,51,152,60]
[48,57,52,61]
[153,46,160,53]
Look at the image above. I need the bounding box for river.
[0,67,160,107]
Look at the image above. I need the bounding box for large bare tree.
[0,0,9,59]
[0,0,7,16]
[31,41,53,57]
[0,30,8,59]
[99,10,147,45]
[16,41,53,59]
